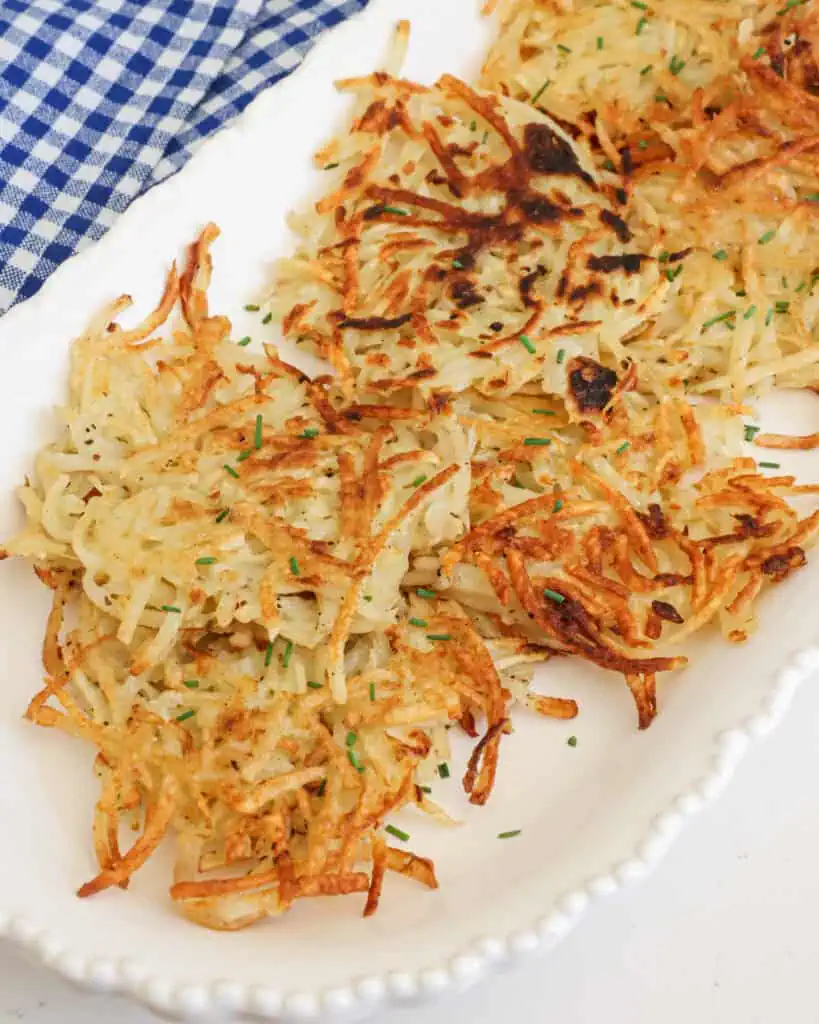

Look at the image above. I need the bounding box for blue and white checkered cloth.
[0,0,368,314]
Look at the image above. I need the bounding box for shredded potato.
[6,10,819,930]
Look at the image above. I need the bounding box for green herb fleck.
[324,162,339,170]
[498,830,521,839]
[411,474,428,487]
[533,408,556,415]
[597,36,604,50]
[224,464,240,479]
[759,461,780,469]
[346,731,357,747]
[381,205,409,216]
[665,265,683,282]
[805,193,819,202]
[567,735,578,747]
[438,762,450,779]
[636,15,648,34]
[557,43,572,54]
[556,348,566,364]
[616,441,630,454]
[161,605,181,613]
[289,556,300,576]
[765,307,774,326]
[236,449,252,462]
[530,78,551,105]
[416,587,437,599]
[254,414,263,449]
[262,312,273,325]
[264,642,273,668]
[752,45,767,59]
[713,250,729,261]
[183,679,199,689]
[603,158,616,172]
[176,709,196,723]
[237,336,252,347]
[796,281,807,292]
[386,824,410,842]
[744,425,760,442]
[702,311,736,330]
[283,640,293,669]
[631,1,648,8]
[196,556,216,565]
[452,259,465,269]
[369,682,376,702]
[640,64,653,75]
[409,617,428,628]
[544,588,566,605]
[775,300,790,314]
[758,229,777,245]
[348,749,365,773]
[317,779,327,796]
[669,55,686,76]
[519,334,536,354]
[427,633,452,641]
[743,305,757,320]
[523,437,551,446]
[301,428,319,439]
[307,681,323,689]
[638,140,648,150]
[215,508,230,523]
[244,303,260,312]
[553,498,564,513]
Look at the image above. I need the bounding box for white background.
[3,675,819,1024]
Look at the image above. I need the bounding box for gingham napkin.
[0,0,368,314]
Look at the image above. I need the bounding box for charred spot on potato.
[567,357,618,412]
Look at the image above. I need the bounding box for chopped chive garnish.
[567,735,578,747]
[775,300,790,314]
[237,336,252,347]
[638,140,648,149]
[438,762,450,779]
[744,424,760,442]
[759,461,780,469]
[806,193,819,202]
[161,605,181,613]
[557,43,572,53]
[183,679,199,689]
[283,639,293,669]
[215,508,230,523]
[369,682,376,702]
[224,464,240,479]
[603,158,615,171]
[416,587,437,598]
[758,229,777,245]
[777,0,806,13]
[530,78,551,105]
[523,437,551,446]
[264,642,273,668]
[409,617,428,627]
[419,785,432,794]
[544,588,566,605]
[244,303,260,312]
[713,250,728,261]
[386,824,410,842]
[597,36,604,50]
[669,55,686,75]
[665,265,683,282]
[654,92,668,103]
[346,731,357,747]
[553,498,564,513]
[254,414,263,449]
[262,312,272,325]
[301,428,319,439]
[427,633,452,641]
[533,408,556,415]
[317,779,327,796]
[744,305,757,319]
[702,311,736,330]
[636,15,648,34]
[498,830,521,839]
[631,1,648,8]
[324,162,339,170]
[752,45,767,59]
[307,680,323,689]
[363,595,373,602]
[237,449,252,462]
[196,556,216,565]
[658,251,670,263]
[411,474,428,487]
[765,308,774,326]
[640,64,653,75]
[289,556,300,576]
[616,441,630,454]
[519,334,536,354]
[176,709,196,722]
[796,281,807,292]
[735,289,747,296]
[452,259,464,269]
[348,749,365,773]
[556,348,566,364]
[381,206,409,216]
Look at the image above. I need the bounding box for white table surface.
[3,673,819,1024]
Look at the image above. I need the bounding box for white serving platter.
[2,1,819,1020]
